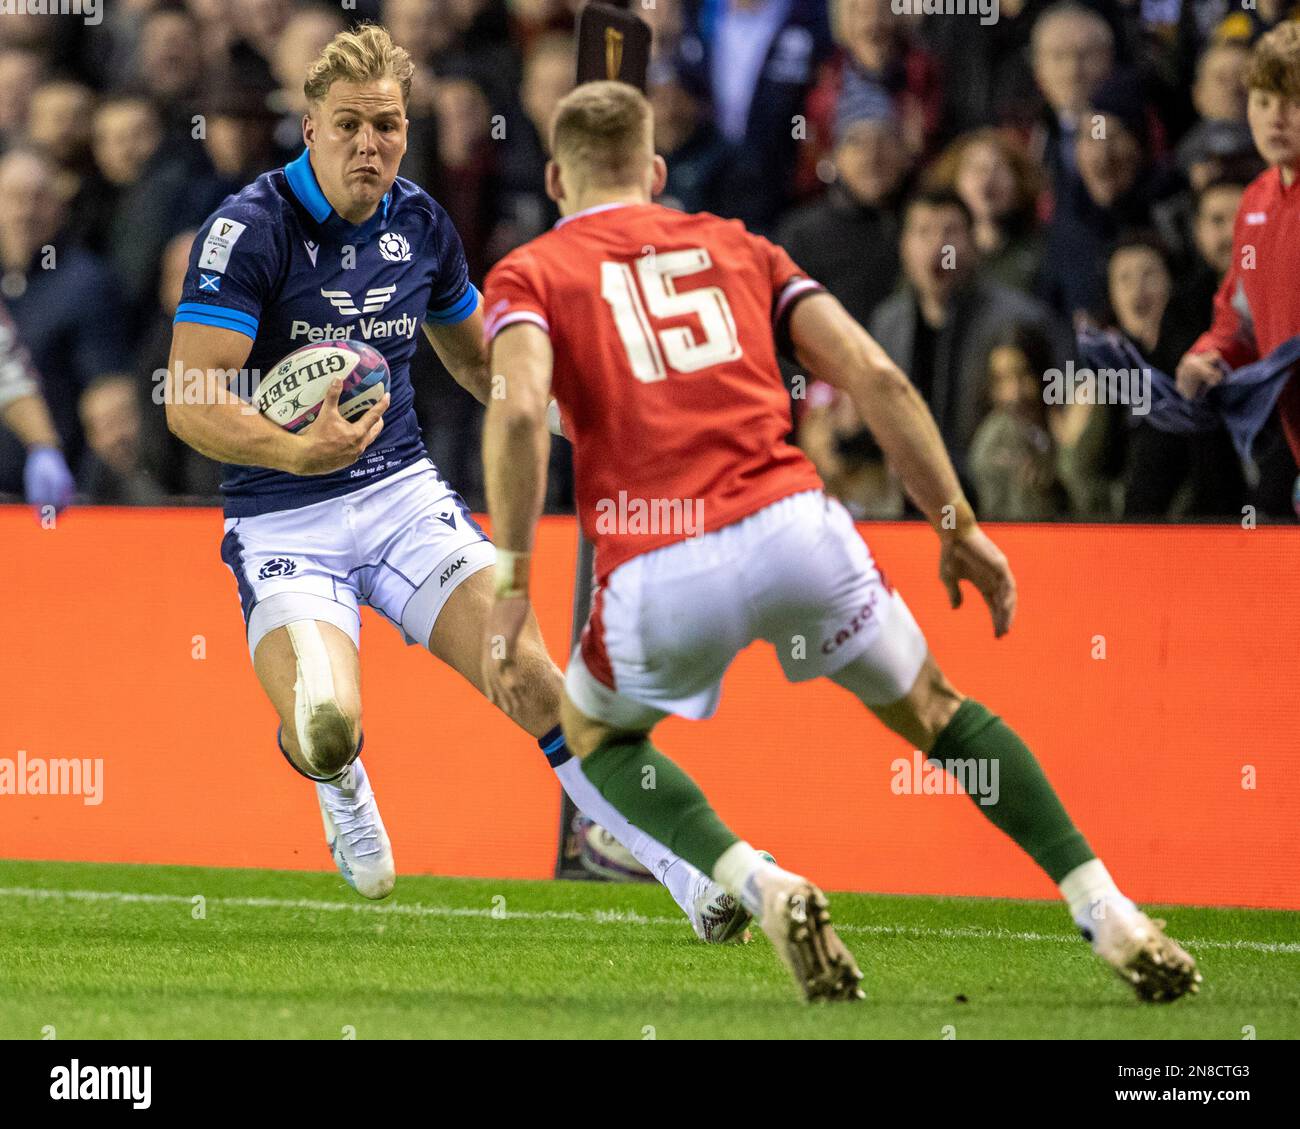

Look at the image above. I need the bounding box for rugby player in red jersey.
[481,81,1201,1003]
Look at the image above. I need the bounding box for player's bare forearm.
[170,390,306,471]
[1,393,62,449]
[849,368,971,530]
[166,321,303,472]
[483,324,553,557]
[789,292,972,534]
[424,303,493,405]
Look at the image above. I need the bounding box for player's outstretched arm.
[422,301,493,405]
[788,291,1016,636]
[166,322,389,475]
[481,321,554,714]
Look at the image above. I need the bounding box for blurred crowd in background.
[1,0,1297,520]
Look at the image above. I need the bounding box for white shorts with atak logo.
[220,459,496,660]
[566,489,928,728]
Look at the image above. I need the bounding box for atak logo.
[258,557,298,579]
[439,556,467,586]
[378,231,411,262]
[321,285,397,317]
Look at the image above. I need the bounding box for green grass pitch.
[1,859,1296,1040]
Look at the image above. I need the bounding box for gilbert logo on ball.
[378,231,411,262]
[253,340,389,432]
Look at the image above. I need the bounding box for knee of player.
[294,691,361,778]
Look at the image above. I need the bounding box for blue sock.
[538,724,571,767]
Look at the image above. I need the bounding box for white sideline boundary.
[1,886,1296,955]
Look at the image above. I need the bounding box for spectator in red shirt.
[1178,22,1300,470]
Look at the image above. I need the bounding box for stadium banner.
[0,506,1296,910]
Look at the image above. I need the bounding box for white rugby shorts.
[566,489,928,728]
[220,459,496,659]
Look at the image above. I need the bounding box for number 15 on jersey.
[599,247,743,382]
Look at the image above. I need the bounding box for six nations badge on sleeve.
[200,218,248,274]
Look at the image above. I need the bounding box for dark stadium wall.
[1,508,1296,910]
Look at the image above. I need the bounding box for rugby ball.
[253,340,388,432]
[576,817,654,883]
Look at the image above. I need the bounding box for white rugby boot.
[687,851,776,944]
[688,872,753,944]
[1083,899,1201,1003]
[317,757,395,900]
[751,868,864,1002]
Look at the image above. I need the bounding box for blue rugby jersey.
[174,149,479,517]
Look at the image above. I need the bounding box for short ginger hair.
[550,80,653,188]
[1244,21,1300,102]
[304,23,414,106]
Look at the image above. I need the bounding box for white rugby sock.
[1059,858,1136,934]
[714,841,781,917]
[552,755,701,914]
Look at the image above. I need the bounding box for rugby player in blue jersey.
[165,24,746,941]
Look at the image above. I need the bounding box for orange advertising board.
[1,507,1296,908]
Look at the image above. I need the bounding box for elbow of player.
[867,361,912,401]
[164,398,193,442]
[839,354,906,403]
[502,404,546,440]
[491,393,546,435]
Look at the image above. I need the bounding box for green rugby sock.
[579,736,739,875]
[929,699,1095,883]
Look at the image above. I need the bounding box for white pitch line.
[0,886,1296,955]
[0,886,679,927]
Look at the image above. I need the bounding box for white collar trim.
[554,201,638,228]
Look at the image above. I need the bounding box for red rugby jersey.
[1192,165,1300,464]
[484,202,825,580]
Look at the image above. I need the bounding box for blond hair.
[550,81,653,188]
[304,23,414,106]
[1245,22,1300,102]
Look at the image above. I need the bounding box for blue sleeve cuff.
[425,285,480,326]
[174,302,259,340]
